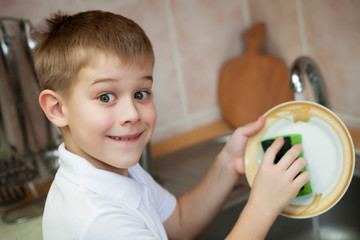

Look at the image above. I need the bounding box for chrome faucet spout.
[289,56,331,109]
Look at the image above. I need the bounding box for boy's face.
[60,53,156,175]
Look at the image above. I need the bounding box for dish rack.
[0,17,62,223]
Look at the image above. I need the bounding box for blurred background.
[1,0,359,144]
[1,0,360,239]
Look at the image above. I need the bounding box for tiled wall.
[1,0,359,143]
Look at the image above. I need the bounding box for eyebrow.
[91,75,153,86]
[90,78,116,86]
[145,75,153,82]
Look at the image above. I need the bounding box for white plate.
[245,101,355,218]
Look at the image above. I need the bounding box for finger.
[243,116,265,137]
[277,144,303,171]
[286,157,307,179]
[232,116,265,139]
[262,137,285,167]
[224,116,265,155]
[293,171,311,191]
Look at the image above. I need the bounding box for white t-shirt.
[42,143,177,240]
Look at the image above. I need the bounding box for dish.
[245,101,355,218]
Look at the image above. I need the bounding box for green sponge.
[261,134,312,197]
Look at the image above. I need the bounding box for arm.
[164,117,267,239]
[164,116,310,240]
[226,137,310,239]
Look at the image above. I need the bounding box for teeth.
[110,136,137,141]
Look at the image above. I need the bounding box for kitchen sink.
[152,134,359,240]
[200,156,360,240]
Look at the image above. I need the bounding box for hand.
[248,137,311,217]
[219,116,265,175]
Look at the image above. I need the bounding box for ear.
[39,89,68,128]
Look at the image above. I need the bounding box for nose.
[118,96,140,125]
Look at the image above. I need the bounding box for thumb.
[225,116,265,156]
[237,116,265,138]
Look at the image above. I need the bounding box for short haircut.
[34,10,154,97]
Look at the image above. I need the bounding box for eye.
[99,93,115,103]
[134,91,150,100]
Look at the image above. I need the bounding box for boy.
[35,10,310,240]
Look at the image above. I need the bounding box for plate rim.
[244,100,355,218]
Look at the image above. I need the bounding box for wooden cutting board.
[218,23,294,128]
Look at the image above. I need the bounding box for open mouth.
[108,132,143,141]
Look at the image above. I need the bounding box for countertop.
[0,214,42,240]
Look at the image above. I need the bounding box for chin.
[119,152,143,169]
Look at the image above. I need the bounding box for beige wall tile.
[153,120,188,143]
[248,0,302,66]
[0,0,359,144]
[170,0,246,114]
[248,0,360,126]
[0,0,77,19]
[301,0,360,116]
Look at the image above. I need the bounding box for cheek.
[146,104,157,126]
[88,112,114,132]
[73,106,114,134]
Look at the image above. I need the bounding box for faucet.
[289,56,331,109]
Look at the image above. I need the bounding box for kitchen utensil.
[218,23,294,128]
[20,19,37,54]
[0,19,46,224]
[20,19,40,87]
[0,108,19,169]
[0,23,37,189]
[19,19,61,174]
[0,186,27,207]
[0,21,36,165]
[245,101,354,218]
[0,110,36,189]
[0,31,33,207]
[0,20,41,196]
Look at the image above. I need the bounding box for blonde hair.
[34,10,154,97]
